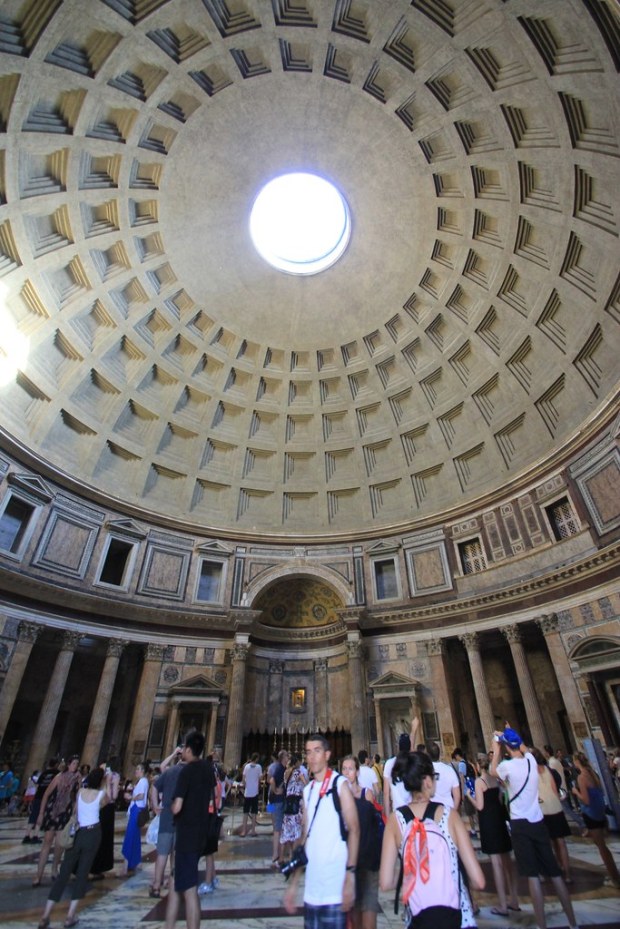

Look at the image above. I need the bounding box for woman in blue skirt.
[120,762,149,875]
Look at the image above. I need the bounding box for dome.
[0,0,618,540]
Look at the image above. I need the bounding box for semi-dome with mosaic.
[0,0,618,540]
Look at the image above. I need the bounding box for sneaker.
[198,882,214,895]
[22,836,31,844]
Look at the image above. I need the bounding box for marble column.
[224,641,249,769]
[0,621,42,750]
[24,630,81,775]
[163,699,181,758]
[502,624,548,748]
[268,660,284,732]
[207,701,219,751]
[373,697,384,759]
[347,636,367,751]
[426,638,458,756]
[81,638,128,767]
[460,632,495,749]
[124,643,166,775]
[537,613,590,745]
[313,657,328,732]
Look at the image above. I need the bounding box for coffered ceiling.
[0,0,618,538]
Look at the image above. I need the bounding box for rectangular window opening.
[545,496,579,542]
[0,496,35,554]
[374,558,399,600]
[458,537,487,575]
[98,538,133,586]
[196,559,223,602]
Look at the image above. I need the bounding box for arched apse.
[245,564,353,632]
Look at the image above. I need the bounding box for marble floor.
[1,809,619,929]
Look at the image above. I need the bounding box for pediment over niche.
[168,673,222,696]
[106,518,147,540]
[7,473,53,503]
[368,670,419,696]
[366,539,401,555]
[196,539,233,556]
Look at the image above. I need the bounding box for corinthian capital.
[61,630,82,651]
[18,621,42,643]
[232,643,249,662]
[107,638,129,658]
[537,613,560,636]
[459,632,480,652]
[502,624,521,644]
[426,638,444,657]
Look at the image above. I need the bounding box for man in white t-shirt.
[382,733,412,817]
[491,726,578,929]
[241,753,262,837]
[357,751,380,800]
[427,742,460,810]
[283,733,359,929]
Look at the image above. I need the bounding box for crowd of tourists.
[4,724,620,929]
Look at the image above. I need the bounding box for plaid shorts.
[304,903,347,929]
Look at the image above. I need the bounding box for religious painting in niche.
[291,687,306,711]
[254,576,344,628]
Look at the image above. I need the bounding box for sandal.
[32,879,41,887]
[490,908,509,916]
[37,919,49,929]
[64,918,79,928]
[149,886,161,898]
[507,905,522,912]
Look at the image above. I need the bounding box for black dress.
[90,801,115,874]
[478,782,512,855]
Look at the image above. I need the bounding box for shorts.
[543,811,570,839]
[304,902,347,929]
[271,801,284,832]
[355,869,380,912]
[510,818,561,877]
[583,811,606,830]
[243,795,259,815]
[174,850,201,893]
[156,829,175,856]
[28,796,42,827]
[408,906,461,929]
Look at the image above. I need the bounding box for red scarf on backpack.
[402,817,430,906]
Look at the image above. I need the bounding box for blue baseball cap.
[499,727,522,749]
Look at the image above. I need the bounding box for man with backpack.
[283,733,360,928]
[491,726,580,929]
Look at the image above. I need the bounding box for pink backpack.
[397,802,460,919]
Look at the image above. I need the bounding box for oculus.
[249,172,351,275]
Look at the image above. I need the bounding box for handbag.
[146,813,160,845]
[137,806,150,828]
[58,815,77,849]
[283,794,301,816]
